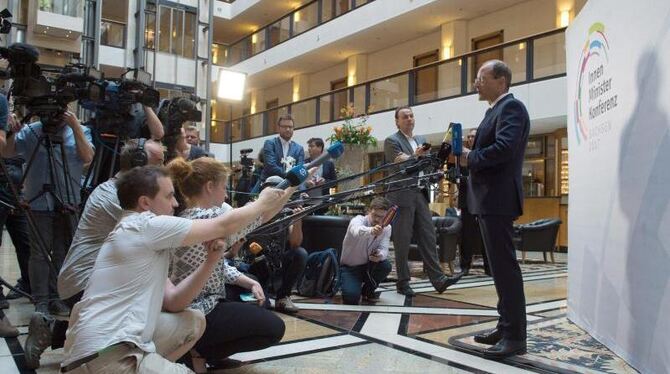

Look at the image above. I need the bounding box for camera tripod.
[0,123,81,302]
[81,131,123,205]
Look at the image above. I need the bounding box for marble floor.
[0,230,639,374]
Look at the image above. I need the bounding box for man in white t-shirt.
[62,166,292,373]
[24,139,166,370]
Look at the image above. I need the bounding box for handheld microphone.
[450,122,463,156]
[373,205,398,241]
[305,141,344,169]
[381,205,398,228]
[421,143,431,151]
[275,165,309,189]
[437,142,452,164]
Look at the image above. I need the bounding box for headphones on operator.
[129,138,148,168]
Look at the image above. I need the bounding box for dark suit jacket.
[383,130,427,207]
[304,158,336,195]
[466,94,530,217]
[260,136,305,182]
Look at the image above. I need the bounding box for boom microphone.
[305,141,344,169]
[275,164,309,189]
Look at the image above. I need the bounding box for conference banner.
[566,1,670,373]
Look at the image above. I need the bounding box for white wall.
[567,1,670,373]
[367,31,441,81]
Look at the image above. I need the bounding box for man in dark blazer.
[260,114,305,183]
[384,106,460,296]
[456,60,530,358]
[304,137,337,197]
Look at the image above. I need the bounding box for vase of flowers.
[328,104,376,193]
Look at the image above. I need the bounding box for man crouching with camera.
[61,165,293,373]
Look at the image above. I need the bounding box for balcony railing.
[211,27,567,145]
[100,19,126,48]
[220,0,374,66]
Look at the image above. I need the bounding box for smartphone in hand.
[240,292,257,303]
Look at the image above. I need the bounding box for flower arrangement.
[327,104,377,146]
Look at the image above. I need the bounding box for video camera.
[82,68,160,135]
[239,148,254,170]
[0,43,105,131]
[159,96,203,161]
[158,96,202,138]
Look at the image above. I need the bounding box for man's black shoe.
[396,283,415,296]
[362,291,382,302]
[474,329,502,345]
[434,274,462,294]
[483,338,527,359]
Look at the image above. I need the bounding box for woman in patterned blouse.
[167,157,286,371]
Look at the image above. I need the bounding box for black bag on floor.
[297,248,340,298]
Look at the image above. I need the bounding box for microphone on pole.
[275,165,309,190]
[305,141,344,169]
[449,122,463,180]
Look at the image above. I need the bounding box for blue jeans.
[340,259,392,305]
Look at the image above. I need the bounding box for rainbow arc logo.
[574,22,610,145]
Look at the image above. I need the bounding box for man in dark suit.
[260,114,305,183]
[384,106,460,296]
[456,60,530,358]
[304,137,337,197]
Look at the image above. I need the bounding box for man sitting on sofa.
[339,197,393,305]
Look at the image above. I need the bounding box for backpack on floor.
[297,248,340,298]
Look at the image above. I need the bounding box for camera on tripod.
[159,96,203,161]
[0,43,105,131]
[239,148,254,173]
[82,68,160,136]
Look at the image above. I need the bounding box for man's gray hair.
[488,60,512,90]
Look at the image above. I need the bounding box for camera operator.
[233,149,255,207]
[61,166,293,373]
[125,102,164,140]
[2,108,94,319]
[18,138,165,370]
[247,176,309,314]
[0,95,22,338]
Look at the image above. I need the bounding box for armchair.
[513,218,562,263]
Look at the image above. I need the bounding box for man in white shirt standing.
[61,166,293,373]
[339,198,393,305]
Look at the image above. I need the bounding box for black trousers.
[460,209,490,273]
[194,300,285,359]
[477,215,526,340]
